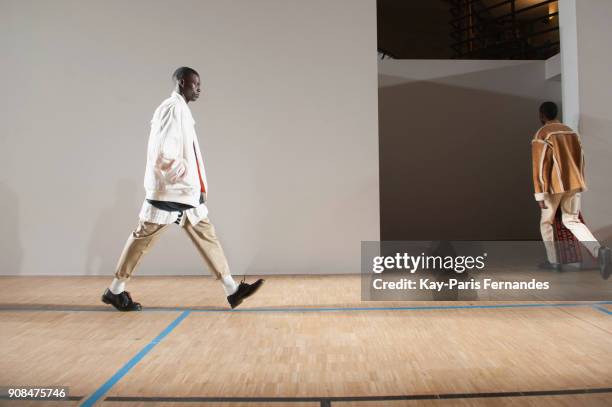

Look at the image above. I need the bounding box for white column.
[558,0,579,130]
[560,0,612,235]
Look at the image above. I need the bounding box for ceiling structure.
[378,0,560,60]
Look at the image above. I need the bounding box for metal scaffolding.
[449,0,560,59]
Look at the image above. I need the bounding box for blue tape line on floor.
[194,302,609,313]
[80,310,191,407]
[0,301,611,314]
[593,305,612,316]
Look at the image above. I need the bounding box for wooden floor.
[1,275,611,407]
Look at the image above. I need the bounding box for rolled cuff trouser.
[539,191,600,263]
[114,217,231,280]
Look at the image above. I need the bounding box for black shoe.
[102,288,142,311]
[227,279,265,309]
[598,246,612,280]
[538,261,562,271]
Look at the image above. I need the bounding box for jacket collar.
[170,90,195,123]
[172,90,188,105]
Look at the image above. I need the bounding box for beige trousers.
[115,217,231,280]
[540,191,599,263]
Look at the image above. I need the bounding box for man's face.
[180,73,201,103]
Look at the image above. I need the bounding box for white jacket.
[144,90,208,207]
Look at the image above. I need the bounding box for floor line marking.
[1,302,612,314]
[101,387,612,403]
[207,303,600,313]
[79,310,191,407]
[593,305,612,316]
[0,396,83,401]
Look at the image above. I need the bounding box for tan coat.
[531,121,587,201]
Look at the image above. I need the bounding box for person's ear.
[178,79,185,89]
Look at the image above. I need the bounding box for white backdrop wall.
[0,0,380,276]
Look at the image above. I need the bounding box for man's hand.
[538,200,547,209]
[157,156,187,183]
[167,161,186,183]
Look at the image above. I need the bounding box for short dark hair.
[539,101,558,120]
[172,66,199,82]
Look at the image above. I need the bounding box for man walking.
[532,101,611,279]
[102,67,264,311]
